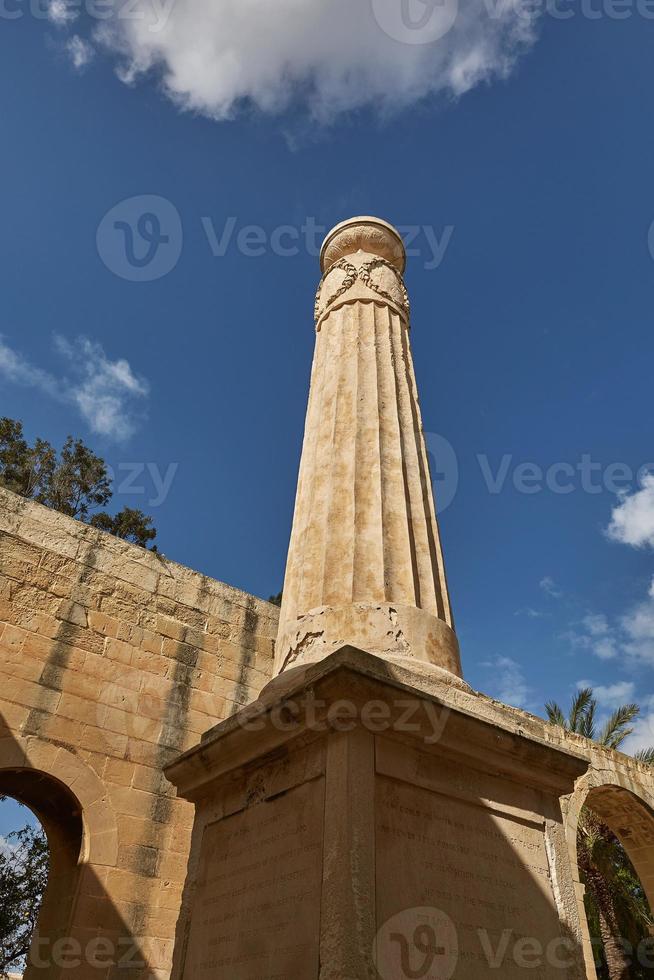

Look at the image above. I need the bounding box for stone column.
[275,217,462,678]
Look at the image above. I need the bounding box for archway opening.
[0,794,48,978]
[0,770,83,980]
[580,785,654,980]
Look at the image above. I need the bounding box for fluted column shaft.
[275,218,461,678]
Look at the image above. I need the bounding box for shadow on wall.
[0,723,155,980]
[0,499,279,980]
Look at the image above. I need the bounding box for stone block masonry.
[0,485,278,979]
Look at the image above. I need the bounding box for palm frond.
[545,701,567,729]
[580,699,597,741]
[599,703,640,749]
[633,747,654,766]
[569,687,594,733]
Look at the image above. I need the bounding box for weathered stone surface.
[0,487,278,979]
[167,647,619,980]
[275,217,460,677]
[182,777,325,978]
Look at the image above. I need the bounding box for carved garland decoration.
[315,257,410,325]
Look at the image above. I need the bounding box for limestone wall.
[0,486,278,979]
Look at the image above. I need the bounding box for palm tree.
[546,688,654,980]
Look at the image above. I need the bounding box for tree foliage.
[37,436,111,519]
[546,689,654,980]
[0,419,55,501]
[0,418,157,551]
[90,507,157,548]
[0,818,49,977]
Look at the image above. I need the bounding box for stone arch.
[0,734,119,979]
[564,765,654,978]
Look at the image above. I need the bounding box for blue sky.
[1,0,654,834]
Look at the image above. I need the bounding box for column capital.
[316,217,409,328]
[320,216,406,274]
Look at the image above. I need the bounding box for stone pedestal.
[166,648,589,980]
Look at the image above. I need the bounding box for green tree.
[37,436,111,519]
[0,816,49,977]
[546,689,654,979]
[90,507,157,549]
[0,419,55,500]
[0,418,157,551]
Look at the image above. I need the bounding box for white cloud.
[592,637,619,660]
[0,338,60,397]
[621,598,654,666]
[565,614,618,661]
[606,473,654,549]
[566,599,654,667]
[66,36,95,71]
[482,655,532,708]
[577,680,636,709]
[540,576,562,598]
[514,607,545,618]
[583,613,609,637]
[624,710,654,757]
[47,0,78,24]
[82,0,541,123]
[581,614,619,660]
[559,473,654,687]
[0,334,148,442]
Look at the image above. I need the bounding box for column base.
[274,602,462,678]
[166,647,589,980]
